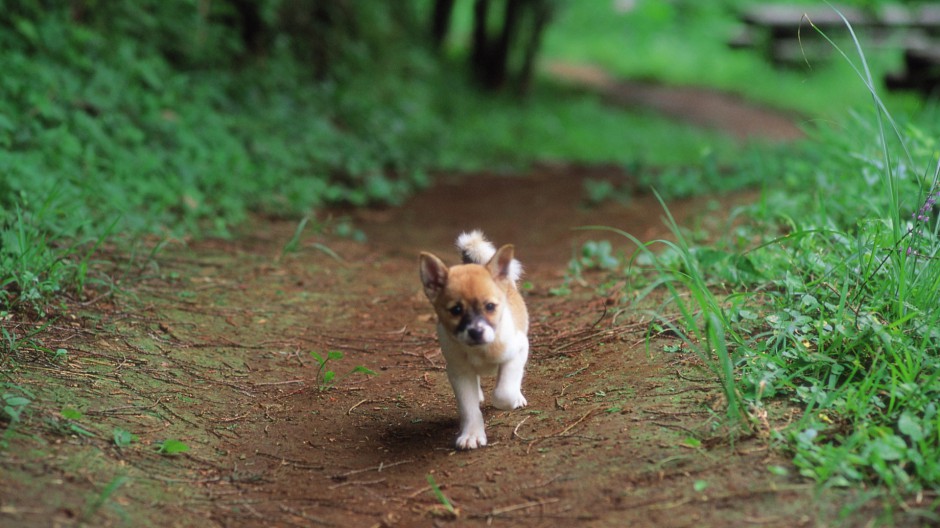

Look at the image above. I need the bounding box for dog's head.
[419,245,516,347]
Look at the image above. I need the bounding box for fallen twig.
[526,407,602,453]
[333,459,414,479]
[328,478,386,490]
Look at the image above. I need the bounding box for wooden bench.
[730,4,940,96]
[886,38,940,96]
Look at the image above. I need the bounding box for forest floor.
[1,77,899,527]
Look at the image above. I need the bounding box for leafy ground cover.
[635,109,940,501]
[0,1,753,321]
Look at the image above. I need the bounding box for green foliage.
[591,22,940,502]
[1,384,33,450]
[0,2,441,315]
[45,406,94,438]
[595,218,751,429]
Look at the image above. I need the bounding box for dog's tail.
[456,230,522,283]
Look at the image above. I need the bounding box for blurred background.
[1,0,938,312]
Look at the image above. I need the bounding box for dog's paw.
[456,428,487,450]
[492,390,527,411]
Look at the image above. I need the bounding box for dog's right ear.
[419,252,448,302]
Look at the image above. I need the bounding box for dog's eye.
[484,302,497,313]
[449,304,463,316]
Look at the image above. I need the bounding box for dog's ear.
[419,252,448,301]
[486,244,515,282]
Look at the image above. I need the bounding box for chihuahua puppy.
[419,230,529,450]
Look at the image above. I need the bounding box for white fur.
[436,282,528,449]
[438,319,529,450]
[456,230,523,284]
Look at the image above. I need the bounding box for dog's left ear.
[419,252,448,301]
[486,244,515,282]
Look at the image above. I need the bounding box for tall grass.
[586,206,751,430]
[609,11,940,509]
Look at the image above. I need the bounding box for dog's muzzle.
[461,319,494,346]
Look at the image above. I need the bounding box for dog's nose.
[467,326,485,343]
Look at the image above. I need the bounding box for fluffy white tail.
[456,230,523,283]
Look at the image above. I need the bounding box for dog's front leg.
[492,339,529,410]
[447,366,487,449]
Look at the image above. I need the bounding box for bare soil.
[3,84,877,528]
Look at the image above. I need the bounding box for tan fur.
[433,264,527,331]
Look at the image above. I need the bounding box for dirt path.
[3,84,842,527]
[547,62,805,142]
[135,171,817,528]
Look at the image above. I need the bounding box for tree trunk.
[471,0,491,75]
[430,0,456,50]
[469,0,555,93]
[516,0,552,94]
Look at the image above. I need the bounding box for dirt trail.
[2,81,840,528]
[547,62,805,142]
[150,170,817,528]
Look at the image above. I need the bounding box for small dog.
[419,231,529,449]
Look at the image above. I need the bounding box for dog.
[419,230,529,449]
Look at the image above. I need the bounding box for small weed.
[51,406,95,438]
[551,240,623,296]
[309,350,377,392]
[310,350,343,391]
[426,474,458,518]
[82,474,129,523]
[1,390,31,423]
[1,322,55,358]
[583,178,632,206]
[576,240,621,272]
[112,427,137,449]
[1,387,32,448]
[155,439,190,456]
[281,216,310,257]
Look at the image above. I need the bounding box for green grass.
[587,14,940,515]
[0,5,440,315]
[437,78,741,171]
[541,0,923,117]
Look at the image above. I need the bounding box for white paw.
[492,390,527,411]
[456,428,487,450]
